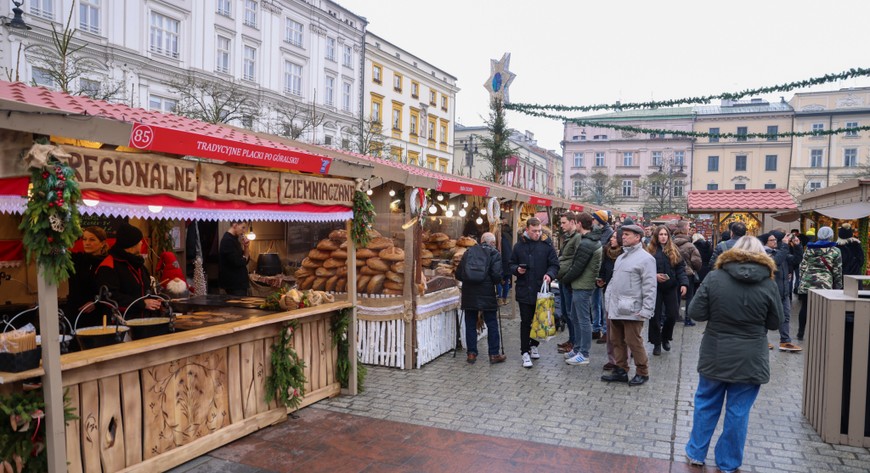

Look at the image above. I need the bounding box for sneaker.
[521,352,532,368]
[530,346,540,359]
[564,348,580,359]
[684,319,696,327]
[779,342,803,352]
[565,352,589,365]
[686,454,705,467]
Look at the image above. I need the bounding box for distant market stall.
[687,189,798,243]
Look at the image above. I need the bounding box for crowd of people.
[456,211,859,472]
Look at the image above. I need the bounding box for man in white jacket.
[601,224,657,386]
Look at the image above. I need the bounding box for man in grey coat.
[601,224,658,386]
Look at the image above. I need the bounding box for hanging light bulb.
[448,204,455,211]
[445,210,454,217]
[246,222,257,241]
[480,208,487,215]
[475,217,483,225]
[462,201,469,208]
[436,194,444,201]
[147,205,163,213]
[428,204,438,214]
[388,189,396,197]
[458,208,467,217]
[82,198,100,207]
[366,188,373,196]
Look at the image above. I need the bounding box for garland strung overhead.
[506,67,870,113]
[514,108,870,139]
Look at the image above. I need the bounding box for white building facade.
[1,0,366,146]
[363,32,458,172]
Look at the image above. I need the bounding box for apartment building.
[789,88,870,193]
[363,32,458,172]
[2,0,366,145]
[693,99,793,192]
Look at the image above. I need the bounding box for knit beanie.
[771,230,785,242]
[114,223,143,250]
[839,224,854,240]
[817,226,834,241]
[593,210,609,225]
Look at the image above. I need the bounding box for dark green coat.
[688,248,783,385]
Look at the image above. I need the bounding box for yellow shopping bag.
[530,281,556,340]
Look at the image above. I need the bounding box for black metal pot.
[76,325,129,350]
[126,317,173,340]
[257,253,282,276]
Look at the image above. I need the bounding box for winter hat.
[621,224,644,236]
[622,216,635,226]
[817,226,834,241]
[771,230,785,242]
[593,210,609,225]
[838,224,854,240]
[757,233,770,245]
[114,223,143,250]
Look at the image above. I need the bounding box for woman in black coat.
[68,226,109,329]
[456,234,504,364]
[647,225,688,355]
[95,223,162,320]
[692,233,713,283]
[837,223,865,275]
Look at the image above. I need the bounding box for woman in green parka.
[685,236,784,473]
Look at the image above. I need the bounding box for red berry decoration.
[47,237,53,243]
[41,171,49,178]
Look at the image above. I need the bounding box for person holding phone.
[219,221,252,296]
[647,225,689,356]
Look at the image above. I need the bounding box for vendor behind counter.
[95,223,161,319]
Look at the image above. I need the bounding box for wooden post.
[403,189,416,370]
[345,219,358,394]
[37,274,67,473]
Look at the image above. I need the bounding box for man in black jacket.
[456,232,506,364]
[765,231,801,352]
[219,221,251,296]
[509,217,559,368]
[709,222,746,268]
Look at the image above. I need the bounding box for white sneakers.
[530,346,540,359]
[522,352,533,368]
[565,352,589,365]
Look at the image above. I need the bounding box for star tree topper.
[484,53,516,103]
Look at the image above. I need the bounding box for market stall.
[687,189,798,244]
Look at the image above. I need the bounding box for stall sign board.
[128,123,332,175]
[62,146,198,201]
[279,174,355,207]
[435,179,490,197]
[569,204,584,211]
[199,163,280,205]
[529,196,552,207]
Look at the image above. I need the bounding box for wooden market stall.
[687,189,798,244]
[0,80,367,472]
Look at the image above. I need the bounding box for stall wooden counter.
[1,301,349,472]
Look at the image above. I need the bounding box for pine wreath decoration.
[265,321,307,410]
[331,308,366,391]
[19,144,82,284]
[351,190,376,248]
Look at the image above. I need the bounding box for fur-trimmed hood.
[714,248,776,281]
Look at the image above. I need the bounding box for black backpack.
[461,245,490,283]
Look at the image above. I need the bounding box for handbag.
[531,281,556,340]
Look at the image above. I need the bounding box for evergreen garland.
[19,150,82,284]
[330,308,366,392]
[0,389,77,473]
[506,67,870,113]
[265,321,307,410]
[351,190,376,248]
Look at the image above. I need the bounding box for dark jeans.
[518,302,541,355]
[464,310,501,356]
[683,280,696,319]
[497,280,511,299]
[649,287,679,345]
[560,285,575,344]
[797,293,808,338]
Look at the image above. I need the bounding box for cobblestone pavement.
[315,300,870,473]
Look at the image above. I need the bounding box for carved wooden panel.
[65,385,83,473]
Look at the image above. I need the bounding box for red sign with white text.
[435,179,490,197]
[529,196,552,206]
[128,123,332,174]
[569,204,584,211]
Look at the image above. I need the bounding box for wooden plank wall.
[61,310,341,472]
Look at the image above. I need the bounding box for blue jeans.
[592,286,606,334]
[686,375,761,473]
[464,310,501,356]
[560,285,575,344]
[779,292,792,343]
[570,289,592,357]
[497,279,511,299]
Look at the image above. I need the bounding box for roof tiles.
[687,189,797,212]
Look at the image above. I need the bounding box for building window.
[429,90,436,106]
[242,46,256,81]
[409,111,418,135]
[343,45,353,67]
[244,0,258,27]
[709,127,719,143]
[440,123,447,143]
[808,181,822,191]
[411,81,419,98]
[30,0,54,19]
[441,95,448,111]
[342,82,352,112]
[736,126,747,142]
[765,155,777,171]
[79,0,100,35]
[767,125,778,141]
[593,134,608,140]
[149,12,180,59]
[846,121,859,137]
[707,155,719,172]
[651,182,662,197]
[216,35,231,73]
[674,151,684,166]
[844,148,858,167]
[764,183,777,190]
[573,152,583,168]
[148,95,177,113]
[735,155,747,171]
[674,180,684,197]
[621,180,633,197]
[324,76,335,106]
[594,152,605,167]
[370,96,382,123]
[572,180,582,197]
[652,151,662,167]
[285,18,303,47]
[427,119,435,141]
[31,67,55,88]
[622,152,633,167]
[707,183,718,191]
[393,73,402,92]
[326,37,336,61]
[810,149,823,168]
[392,106,401,131]
[80,78,100,97]
[217,0,231,16]
[372,64,382,84]
[734,183,746,190]
[284,61,302,95]
[812,123,824,134]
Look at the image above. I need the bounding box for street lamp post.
[463,135,478,178]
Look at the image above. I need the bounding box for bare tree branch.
[169,73,261,126]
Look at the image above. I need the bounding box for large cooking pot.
[257,253,282,276]
[126,317,173,340]
[76,325,129,350]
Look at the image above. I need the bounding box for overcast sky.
[337,0,870,153]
